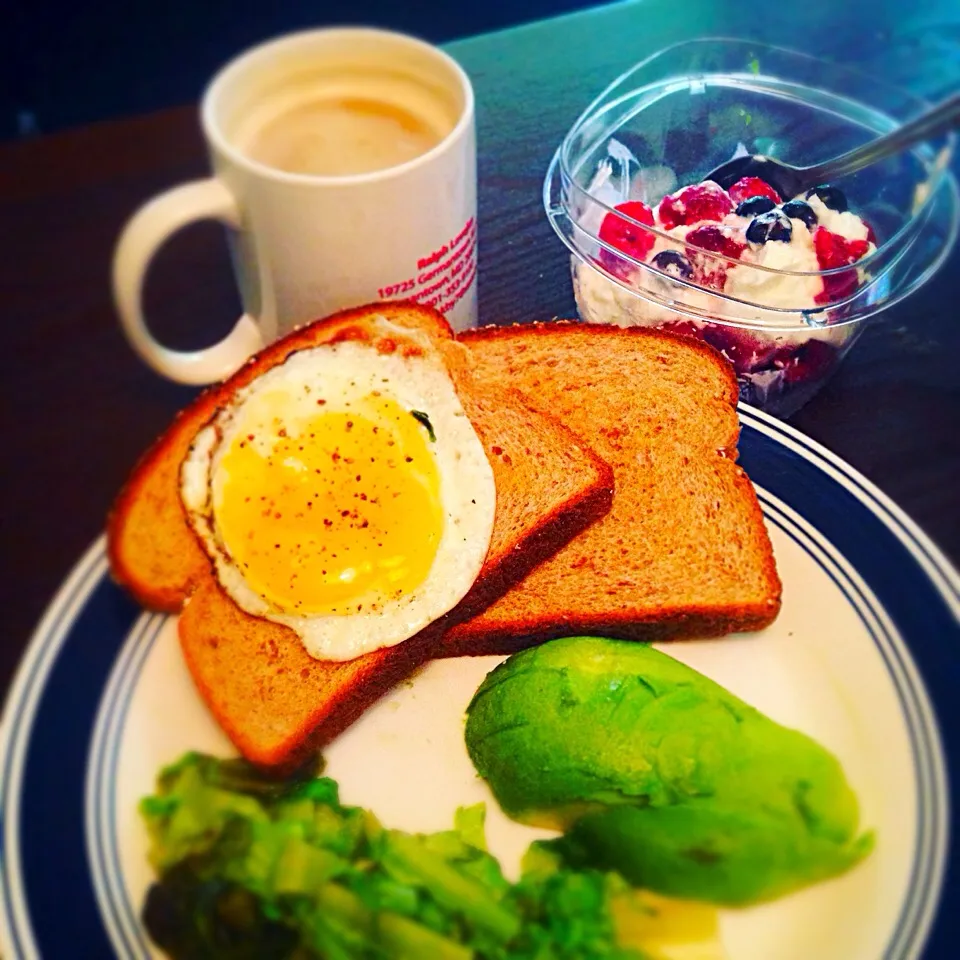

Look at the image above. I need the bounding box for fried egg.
[180,321,495,661]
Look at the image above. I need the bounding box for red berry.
[686,225,745,258]
[813,228,870,304]
[599,201,656,262]
[659,320,702,340]
[702,324,778,374]
[592,252,633,282]
[657,182,733,229]
[816,275,856,304]
[728,177,781,205]
[685,225,746,290]
[813,228,869,268]
[772,339,838,385]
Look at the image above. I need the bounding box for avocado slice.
[465,637,874,906]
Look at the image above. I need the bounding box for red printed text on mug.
[378,218,477,315]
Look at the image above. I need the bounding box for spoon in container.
[704,91,960,200]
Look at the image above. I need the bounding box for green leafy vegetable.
[410,410,436,442]
[140,752,649,960]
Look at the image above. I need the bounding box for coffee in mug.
[112,28,477,385]
[238,91,455,177]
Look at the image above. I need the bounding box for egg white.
[181,319,496,661]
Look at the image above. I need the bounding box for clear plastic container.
[544,38,959,417]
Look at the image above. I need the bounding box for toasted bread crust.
[178,574,451,771]
[446,603,779,651]
[461,319,746,380]
[107,302,457,610]
[177,377,613,770]
[109,304,615,769]
[445,387,614,619]
[442,321,782,654]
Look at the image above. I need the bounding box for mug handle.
[112,179,264,385]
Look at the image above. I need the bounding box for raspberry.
[728,177,781,205]
[598,201,656,262]
[685,225,746,290]
[772,339,838,385]
[702,325,778,374]
[814,228,870,269]
[813,228,870,304]
[817,275,858,304]
[686,225,746,259]
[657,181,733,229]
[659,319,702,340]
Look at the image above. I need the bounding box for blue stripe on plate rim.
[758,489,945,960]
[82,482,947,960]
[0,404,957,959]
[0,544,112,960]
[86,612,164,959]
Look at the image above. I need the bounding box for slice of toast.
[179,380,613,768]
[107,303,457,611]
[441,322,782,655]
[108,303,614,769]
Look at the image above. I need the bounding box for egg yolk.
[212,391,444,615]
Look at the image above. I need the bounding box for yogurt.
[571,174,877,416]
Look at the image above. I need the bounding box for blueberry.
[780,200,818,228]
[735,195,776,218]
[805,184,848,213]
[746,210,793,244]
[651,249,693,279]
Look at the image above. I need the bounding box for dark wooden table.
[1,2,958,712]
[0,2,958,957]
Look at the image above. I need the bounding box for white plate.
[2,406,956,959]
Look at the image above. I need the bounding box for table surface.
[1,2,958,710]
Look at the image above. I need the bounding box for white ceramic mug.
[112,28,477,385]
